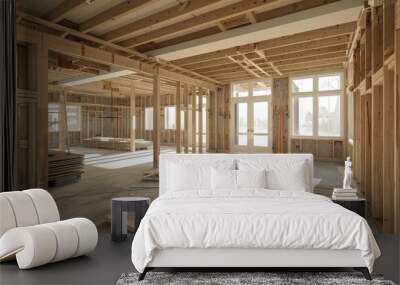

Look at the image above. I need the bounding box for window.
[293,96,313,136]
[292,77,313,93]
[253,83,272,96]
[318,75,341,91]
[318,96,341,137]
[66,105,81,132]
[253,101,269,147]
[233,83,249,97]
[291,73,343,138]
[164,106,176,130]
[145,107,153,130]
[235,103,248,145]
[48,103,59,132]
[48,104,81,132]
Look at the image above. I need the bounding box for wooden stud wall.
[348,1,399,233]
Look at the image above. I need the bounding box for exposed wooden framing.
[395,26,400,234]
[130,83,136,152]
[15,18,220,87]
[183,84,189,153]
[117,0,280,47]
[58,90,66,151]
[382,66,395,232]
[44,0,86,22]
[191,88,197,153]
[228,56,261,78]
[176,82,182,153]
[172,22,355,66]
[198,89,203,153]
[254,50,282,76]
[104,0,224,42]
[239,52,271,76]
[371,85,383,220]
[79,0,155,33]
[246,11,257,24]
[217,22,227,32]
[153,70,160,169]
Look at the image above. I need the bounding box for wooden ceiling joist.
[44,0,87,23]
[17,13,220,87]
[79,0,156,33]
[103,0,224,43]
[172,22,355,66]
[117,0,281,48]
[228,56,262,78]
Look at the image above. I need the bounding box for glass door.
[231,81,272,153]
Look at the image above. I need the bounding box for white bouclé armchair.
[0,189,98,269]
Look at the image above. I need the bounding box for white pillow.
[211,168,237,190]
[237,159,308,191]
[167,162,211,191]
[266,161,307,191]
[236,169,267,189]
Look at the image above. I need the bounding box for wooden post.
[184,84,189,153]
[37,34,48,187]
[191,88,197,153]
[58,90,66,152]
[130,82,136,152]
[382,67,395,232]
[395,26,400,234]
[176,81,182,153]
[153,70,160,169]
[198,88,203,153]
[371,85,383,220]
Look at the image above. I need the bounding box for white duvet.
[131,190,380,273]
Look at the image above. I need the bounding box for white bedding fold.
[131,190,380,273]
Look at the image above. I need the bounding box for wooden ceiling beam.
[79,0,156,33]
[272,51,347,66]
[279,64,344,75]
[265,44,348,62]
[263,35,350,57]
[117,0,281,48]
[172,22,355,66]
[16,14,220,87]
[103,0,224,42]
[44,0,87,23]
[228,56,262,78]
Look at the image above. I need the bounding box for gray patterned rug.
[116,272,395,285]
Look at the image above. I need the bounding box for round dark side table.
[111,197,150,242]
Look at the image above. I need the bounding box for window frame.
[289,72,344,140]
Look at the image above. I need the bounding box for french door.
[231,81,272,153]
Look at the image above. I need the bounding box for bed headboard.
[159,153,314,196]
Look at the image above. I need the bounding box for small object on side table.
[111,197,150,242]
[332,197,366,218]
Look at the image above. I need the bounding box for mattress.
[131,190,380,273]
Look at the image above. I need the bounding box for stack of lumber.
[48,151,84,186]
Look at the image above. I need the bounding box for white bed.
[131,154,380,280]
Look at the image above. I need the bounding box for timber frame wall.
[347,0,400,234]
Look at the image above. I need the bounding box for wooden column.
[191,88,197,153]
[37,34,48,187]
[198,88,203,153]
[382,67,395,232]
[223,84,231,152]
[371,85,383,220]
[58,90,66,152]
[153,71,160,169]
[395,23,400,234]
[184,84,189,153]
[176,82,182,153]
[130,82,136,152]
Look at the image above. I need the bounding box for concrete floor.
[1,147,398,284]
